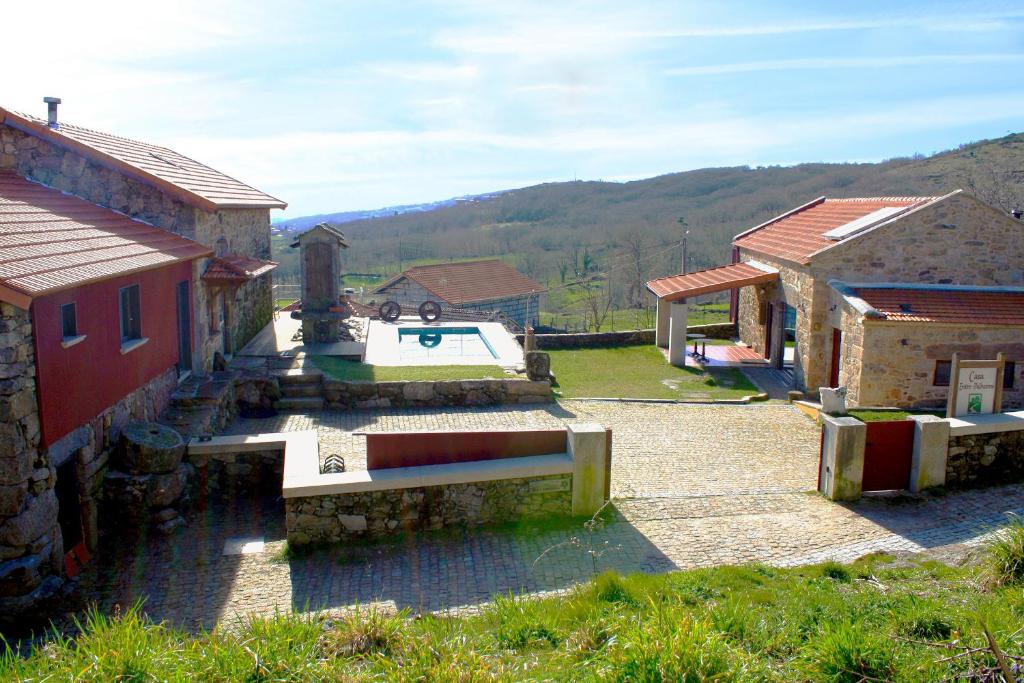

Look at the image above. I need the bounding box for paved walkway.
[77,402,1024,631]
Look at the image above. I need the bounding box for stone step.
[275,370,324,385]
[281,384,323,398]
[274,397,325,411]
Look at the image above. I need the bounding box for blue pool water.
[397,327,498,361]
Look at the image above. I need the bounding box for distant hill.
[272,133,1024,304]
[271,192,507,234]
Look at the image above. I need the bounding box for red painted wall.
[32,262,194,447]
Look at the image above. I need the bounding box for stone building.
[0,171,210,617]
[0,101,287,372]
[373,259,545,327]
[647,190,1024,407]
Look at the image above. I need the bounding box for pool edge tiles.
[363,318,525,367]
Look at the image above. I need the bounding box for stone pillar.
[655,298,670,348]
[818,414,866,501]
[668,301,689,367]
[909,414,950,493]
[568,423,609,516]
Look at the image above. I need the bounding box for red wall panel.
[365,430,568,470]
[32,262,193,447]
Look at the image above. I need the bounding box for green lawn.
[7,528,1024,682]
[310,357,507,382]
[540,302,730,333]
[274,298,298,309]
[548,344,761,400]
[849,409,945,422]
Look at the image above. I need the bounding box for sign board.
[529,478,570,494]
[946,352,1006,418]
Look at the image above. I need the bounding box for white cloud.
[666,53,1024,76]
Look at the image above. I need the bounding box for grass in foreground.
[549,344,760,400]
[310,356,507,382]
[5,542,1024,682]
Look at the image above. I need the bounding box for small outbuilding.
[373,259,545,327]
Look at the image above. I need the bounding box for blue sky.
[4,0,1023,218]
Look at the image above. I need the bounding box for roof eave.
[1,110,221,213]
[2,109,287,212]
[1,249,211,309]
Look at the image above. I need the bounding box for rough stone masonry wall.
[946,429,1024,489]
[285,474,572,545]
[194,208,274,354]
[0,124,197,238]
[0,303,62,616]
[824,293,867,405]
[323,378,552,409]
[854,322,1024,409]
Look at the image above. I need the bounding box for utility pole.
[677,216,689,274]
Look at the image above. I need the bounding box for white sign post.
[946,352,1006,418]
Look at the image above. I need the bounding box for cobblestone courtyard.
[80,402,1024,631]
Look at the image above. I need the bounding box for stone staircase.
[274,371,325,411]
[161,370,239,437]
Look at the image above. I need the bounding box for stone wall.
[946,430,1024,488]
[189,448,283,497]
[0,124,197,237]
[850,320,1024,409]
[520,323,737,350]
[322,378,551,409]
[0,303,61,618]
[285,474,572,545]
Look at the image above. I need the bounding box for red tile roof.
[646,262,778,302]
[1,108,286,211]
[854,287,1024,326]
[375,259,545,305]
[201,254,276,284]
[733,196,937,264]
[0,170,211,307]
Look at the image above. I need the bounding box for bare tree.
[959,160,1024,213]
[624,233,646,308]
[577,269,614,332]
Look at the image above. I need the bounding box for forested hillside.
[272,132,1023,328]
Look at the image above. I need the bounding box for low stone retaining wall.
[520,322,736,349]
[189,448,284,496]
[322,378,552,409]
[285,474,571,544]
[946,430,1024,489]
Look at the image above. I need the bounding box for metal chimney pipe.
[43,97,61,129]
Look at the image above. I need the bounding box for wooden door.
[828,328,842,388]
[862,420,915,491]
[303,242,334,310]
[176,281,191,374]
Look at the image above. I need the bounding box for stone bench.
[187,431,318,493]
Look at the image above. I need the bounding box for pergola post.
[655,297,670,348]
[668,300,689,367]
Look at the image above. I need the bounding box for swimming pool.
[397,326,498,362]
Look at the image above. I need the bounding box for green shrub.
[320,606,407,658]
[593,571,639,606]
[802,621,895,683]
[986,515,1024,586]
[613,610,740,682]
[819,561,852,582]
[489,594,562,650]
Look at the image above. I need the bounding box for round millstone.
[117,422,185,475]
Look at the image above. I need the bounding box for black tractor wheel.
[418,300,443,322]
[379,300,402,322]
